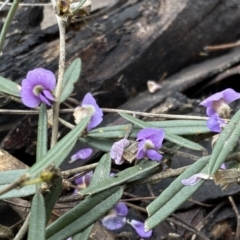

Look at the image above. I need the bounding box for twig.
[62,163,98,178]
[51,16,66,147]
[0,0,20,53]
[190,201,226,240]
[13,213,30,240]
[228,196,240,240]
[0,0,10,11]
[124,202,147,213]
[0,174,29,197]
[204,40,240,52]
[0,1,52,6]
[166,218,208,240]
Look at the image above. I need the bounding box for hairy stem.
[51,17,66,147]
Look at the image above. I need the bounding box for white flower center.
[33,85,44,96]
[144,139,154,151]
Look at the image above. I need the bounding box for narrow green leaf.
[44,175,62,222]
[88,126,210,139]
[147,156,210,217]
[79,137,114,152]
[90,120,208,133]
[89,153,111,187]
[119,113,205,151]
[37,104,48,162]
[46,187,123,240]
[0,75,20,97]
[208,109,240,175]
[28,116,90,176]
[0,169,27,185]
[0,184,35,199]
[80,160,159,196]
[28,193,46,240]
[72,225,94,240]
[60,58,82,103]
[145,168,207,230]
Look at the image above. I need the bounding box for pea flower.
[200,88,240,118]
[181,173,210,186]
[110,139,130,165]
[74,93,103,131]
[74,171,93,192]
[128,220,153,238]
[136,128,165,161]
[206,113,227,133]
[20,68,56,108]
[102,202,128,230]
[70,148,93,163]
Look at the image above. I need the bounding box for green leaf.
[44,175,62,222]
[37,104,48,162]
[119,113,205,151]
[46,187,123,240]
[80,160,159,196]
[28,116,90,177]
[0,169,27,185]
[0,184,35,199]
[60,58,82,103]
[72,225,93,240]
[145,156,210,230]
[0,75,20,97]
[88,126,210,139]
[208,109,240,175]
[89,153,111,187]
[28,193,46,240]
[79,137,115,152]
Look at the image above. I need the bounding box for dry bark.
[1,0,240,107]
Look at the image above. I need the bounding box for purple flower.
[70,148,93,163]
[128,220,153,238]
[74,171,93,191]
[20,68,56,108]
[102,202,128,230]
[136,128,164,161]
[207,113,227,133]
[181,173,210,186]
[200,88,240,117]
[74,93,103,131]
[220,163,226,170]
[110,139,130,165]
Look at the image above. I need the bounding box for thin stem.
[228,196,240,240]
[0,174,29,197]
[204,41,240,52]
[51,17,66,147]
[0,1,52,6]
[13,213,30,240]
[62,163,98,178]
[0,0,20,53]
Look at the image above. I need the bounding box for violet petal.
[129,220,153,238]
[102,214,126,230]
[114,202,128,217]
[81,93,103,130]
[181,173,209,186]
[70,148,93,162]
[110,139,130,165]
[146,149,162,161]
[207,113,226,133]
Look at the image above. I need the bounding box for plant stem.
[0,0,20,53]
[51,16,66,148]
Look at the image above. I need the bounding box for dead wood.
[1,0,240,108]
